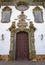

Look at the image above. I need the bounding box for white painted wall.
[0,6,45,55]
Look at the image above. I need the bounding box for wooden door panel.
[16,32,29,60]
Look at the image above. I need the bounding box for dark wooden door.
[16,32,29,60]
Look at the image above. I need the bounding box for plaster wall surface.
[0,6,45,55]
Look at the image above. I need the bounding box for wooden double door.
[16,32,29,60]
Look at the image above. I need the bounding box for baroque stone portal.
[9,12,36,60]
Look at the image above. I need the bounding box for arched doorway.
[16,31,29,60]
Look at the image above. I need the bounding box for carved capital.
[9,22,16,32]
[29,22,36,32]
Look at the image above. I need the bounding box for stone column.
[9,22,16,60]
[29,22,36,60]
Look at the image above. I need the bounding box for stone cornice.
[0,2,45,6]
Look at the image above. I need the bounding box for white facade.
[0,6,45,55]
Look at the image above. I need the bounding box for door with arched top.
[16,32,29,60]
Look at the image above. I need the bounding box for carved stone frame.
[9,22,36,60]
[14,28,30,60]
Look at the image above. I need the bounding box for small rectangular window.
[33,7,43,23]
[2,11,10,22]
[34,11,43,23]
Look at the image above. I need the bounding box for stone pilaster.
[29,22,36,59]
[9,22,16,60]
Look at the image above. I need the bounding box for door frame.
[9,22,36,60]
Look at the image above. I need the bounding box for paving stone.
[0,61,45,65]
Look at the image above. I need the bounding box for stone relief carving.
[17,12,28,30]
